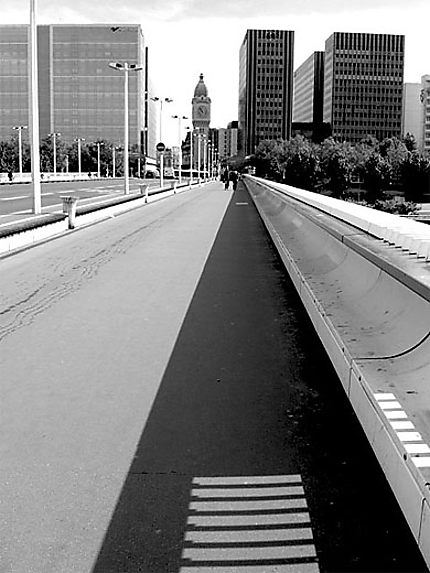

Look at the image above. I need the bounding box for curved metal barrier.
[243,175,430,567]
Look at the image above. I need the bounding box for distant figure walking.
[7,170,13,184]
[228,170,238,191]
[222,167,229,190]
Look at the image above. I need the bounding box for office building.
[293,51,324,124]
[402,83,422,144]
[323,32,405,143]
[238,29,294,156]
[0,24,146,150]
[419,75,430,153]
[218,121,239,162]
[0,26,29,142]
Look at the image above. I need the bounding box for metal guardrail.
[247,175,430,261]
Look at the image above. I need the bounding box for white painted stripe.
[412,457,430,468]
[190,499,308,512]
[236,202,249,205]
[185,527,314,544]
[374,392,396,401]
[192,486,305,498]
[187,513,311,527]
[193,475,302,486]
[0,195,29,201]
[384,410,407,419]
[378,400,402,410]
[404,444,430,454]
[182,545,317,561]
[41,192,54,196]
[180,564,320,573]
[391,421,415,430]
[397,432,423,442]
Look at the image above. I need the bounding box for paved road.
[0,181,426,572]
[0,178,163,226]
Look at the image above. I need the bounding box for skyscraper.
[293,52,325,124]
[238,29,294,156]
[323,32,405,143]
[0,24,145,147]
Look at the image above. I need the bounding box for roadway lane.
[0,181,426,572]
[0,177,162,223]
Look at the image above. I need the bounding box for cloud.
[161,0,426,20]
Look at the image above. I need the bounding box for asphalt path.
[0,177,163,225]
[0,181,426,572]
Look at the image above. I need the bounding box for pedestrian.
[7,169,13,184]
[228,169,238,191]
[222,167,229,190]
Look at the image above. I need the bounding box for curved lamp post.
[12,125,28,177]
[109,62,143,194]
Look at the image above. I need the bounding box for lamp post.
[109,62,143,194]
[29,0,41,213]
[112,145,120,178]
[172,114,188,185]
[196,132,202,183]
[96,141,104,178]
[207,141,212,181]
[75,137,85,176]
[48,132,60,176]
[151,96,173,188]
[12,125,28,177]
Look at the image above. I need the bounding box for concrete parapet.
[244,175,430,568]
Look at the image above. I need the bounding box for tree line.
[232,133,429,205]
[0,135,145,177]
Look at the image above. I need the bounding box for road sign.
[156,142,165,152]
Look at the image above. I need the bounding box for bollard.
[61,196,79,229]
[173,181,177,194]
[139,183,150,203]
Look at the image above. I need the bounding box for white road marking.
[180,475,320,572]
[0,195,29,201]
[375,393,430,470]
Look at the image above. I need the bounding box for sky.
[2,0,430,146]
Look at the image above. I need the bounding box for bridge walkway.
[0,181,425,572]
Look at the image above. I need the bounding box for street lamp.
[29,0,41,213]
[109,61,143,194]
[95,141,104,178]
[48,132,61,176]
[74,137,85,176]
[12,125,28,177]
[112,145,121,179]
[172,114,188,185]
[151,96,173,188]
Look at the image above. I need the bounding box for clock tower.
[192,73,211,134]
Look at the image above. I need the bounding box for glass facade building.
[238,29,294,156]
[0,26,29,141]
[0,24,146,148]
[293,52,324,124]
[323,32,405,143]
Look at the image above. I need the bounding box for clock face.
[197,105,208,117]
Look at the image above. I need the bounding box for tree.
[400,151,430,202]
[254,140,284,180]
[318,138,354,197]
[403,133,418,152]
[280,135,320,191]
[360,151,392,202]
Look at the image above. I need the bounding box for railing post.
[139,183,149,203]
[61,196,79,229]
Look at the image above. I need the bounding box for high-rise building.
[323,32,405,143]
[293,51,324,124]
[238,29,294,156]
[218,121,239,162]
[0,24,145,148]
[419,75,430,153]
[402,83,421,144]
